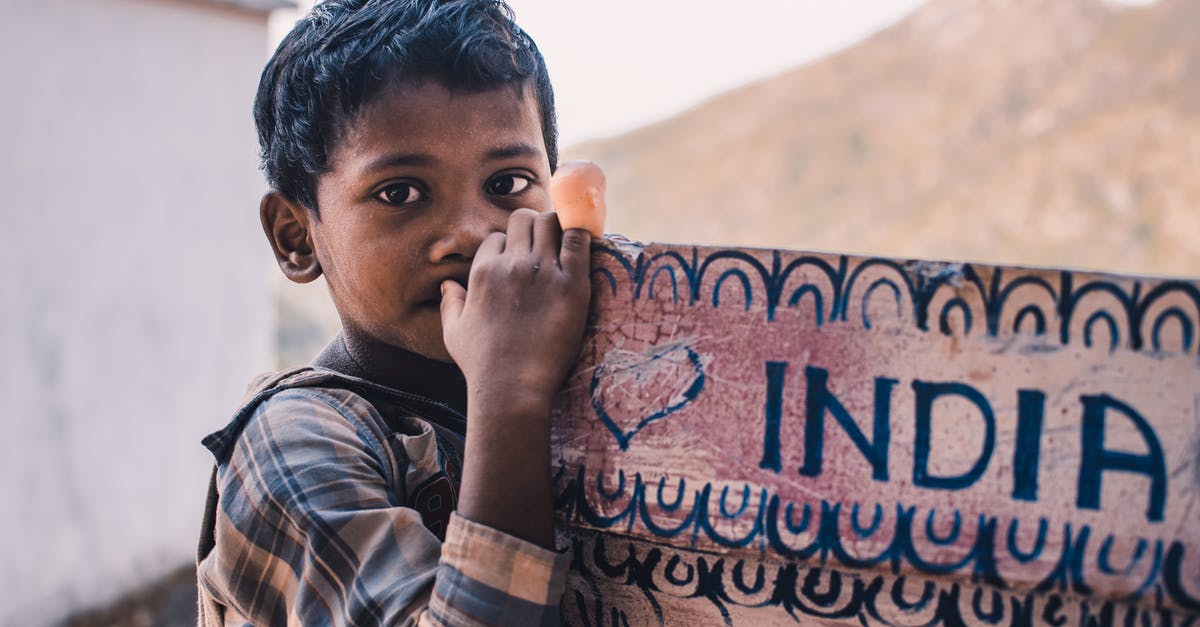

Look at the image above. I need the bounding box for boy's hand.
[438,208,590,548]
[439,208,592,414]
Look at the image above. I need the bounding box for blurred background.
[2,0,1195,624]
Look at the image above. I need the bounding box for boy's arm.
[439,208,592,549]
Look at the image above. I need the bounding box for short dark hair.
[254,0,557,212]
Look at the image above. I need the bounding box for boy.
[195,1,591,624]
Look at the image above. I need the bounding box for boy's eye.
[485,174,532,196]
[377,183,424,205]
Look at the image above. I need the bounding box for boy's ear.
[260,191,322,284]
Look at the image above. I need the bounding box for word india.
[757,361,1167,522]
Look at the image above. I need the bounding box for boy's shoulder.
[197,366,468,541]
[201,367,354,464]
[195,368,473,626]
[201,366,466,466]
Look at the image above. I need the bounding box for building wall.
[0,0,275,623]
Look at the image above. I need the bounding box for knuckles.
[464,208,590,301]
[507,207,542,229]
[560,228,590,254]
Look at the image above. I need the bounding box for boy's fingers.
[504,208,538,254]
[532,211,563,261]
[559,228,591,276]
[439,280,467,324]
[476,231,506,261]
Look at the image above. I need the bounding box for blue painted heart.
[589,343,706,450]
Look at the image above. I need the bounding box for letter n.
[799,366,895,481]
[1077,394,1167,522]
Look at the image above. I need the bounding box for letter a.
[1077,394,1167,522]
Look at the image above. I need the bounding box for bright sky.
[271,1,930,147]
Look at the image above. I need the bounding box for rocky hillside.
[566,0,1200,277]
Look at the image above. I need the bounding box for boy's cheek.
[528,187,554,213]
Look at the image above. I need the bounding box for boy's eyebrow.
[485,143,542,161]
[361,152,437,175]
[359,143,542,176]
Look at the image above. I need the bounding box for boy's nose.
[427,202,509,263]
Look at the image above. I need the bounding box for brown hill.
[565,0,1200,277]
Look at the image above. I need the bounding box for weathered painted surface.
[550,240,1200,626]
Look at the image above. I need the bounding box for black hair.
[254,0,557,212]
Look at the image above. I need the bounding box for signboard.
[550,241,1200,626]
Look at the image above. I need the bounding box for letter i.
[1012,390,1045,501]
[760,361,788,472]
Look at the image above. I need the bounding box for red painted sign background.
[550,241,1200,626]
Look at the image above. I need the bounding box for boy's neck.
[313,330,467,414]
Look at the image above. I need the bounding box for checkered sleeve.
[428,514,571,626]
[197,388,569,627]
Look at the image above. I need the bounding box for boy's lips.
[416,275,468,307]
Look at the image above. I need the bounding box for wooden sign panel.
[549,240,1200,626]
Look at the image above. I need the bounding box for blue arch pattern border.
[589,244,1200,356]
[565,532,1199,627]
[553,464,1200,617]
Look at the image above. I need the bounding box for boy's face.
[309,80,552,362]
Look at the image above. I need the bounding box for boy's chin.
[422,342,456,364]
[370,320,456,366]
[393,330,455,365]
[399,308,456,364]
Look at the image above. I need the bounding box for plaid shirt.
[196,368,569,626]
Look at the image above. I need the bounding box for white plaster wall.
[0,0,275,623]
